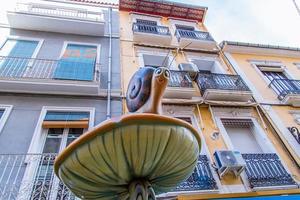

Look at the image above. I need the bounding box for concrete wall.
[0,94,122,154]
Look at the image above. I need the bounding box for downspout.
[106,7,112,119]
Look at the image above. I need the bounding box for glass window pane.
[66,128,84,146]
[0,109,4,119]
[44,111,90,121]
[42,128,63,153]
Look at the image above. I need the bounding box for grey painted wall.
[0,95,122,154]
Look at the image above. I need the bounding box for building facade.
[0,0,299,199]
[0,0,122,199]
[119,0,300,199]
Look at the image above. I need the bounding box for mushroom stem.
[128,180,156,200]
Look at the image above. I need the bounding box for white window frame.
[59,41,101,64]
[169,18,199,34]
[211,107,294,191]
[249,60,295,86]
[187,54,227,74]
[27,106,95,154]
[137,49,176,70]
[130,13,162,25]
[0,104,13,135]
[0,36,44,59]
[18,106,95,199]
[162,105,221,195]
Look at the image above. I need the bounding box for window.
[136,19,157,26]
[0,105,12,134]
[257,66,300,97]
[175,24,195,31]
[55,43,98,81]
[221,118,263,154]
[0,39,39,77]
[140,52,176,69]
[25,108,94,200]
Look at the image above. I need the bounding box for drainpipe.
[106,7,112,119]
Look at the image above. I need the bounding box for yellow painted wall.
[230,53,300,103]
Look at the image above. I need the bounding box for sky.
[2,0,300,47]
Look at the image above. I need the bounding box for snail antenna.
[161,49,171,68]
[167,42,193,69]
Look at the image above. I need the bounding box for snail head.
[153,67,170,86]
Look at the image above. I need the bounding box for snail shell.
[126,67,155,113]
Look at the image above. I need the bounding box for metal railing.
[174,155,217,191]
[168,70,194,88]
[196,72,250,95]
[269,78,300,100]
[242,153,297,189]
[132,23,171,36]
[288,127,300,145]
[175,29,214,42]
[0,56,100,82]
[0,154,76,200]
[15,3,103,22]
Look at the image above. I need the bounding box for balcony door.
[54,44,97,81]
[0,39,38,77]
[30,128,83,200]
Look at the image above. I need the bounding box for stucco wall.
[0,94,122,154]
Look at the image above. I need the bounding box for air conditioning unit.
[178,63,199,81]
[214,150,246,178]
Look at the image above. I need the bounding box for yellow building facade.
[119,0,300,199]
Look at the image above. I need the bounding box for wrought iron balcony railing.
[132,23,171,36]
[15,2,104,22]
[196,73,250,95]
[175,29,214,42]
[288,127,300,145]
[242,153,297,189]
[168,70,194,88]
[269,78,300,100]
[174,155,218,192]
[0,56,100,82]
[0,153,76,200]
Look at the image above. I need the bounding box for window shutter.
[42,111,90,128]
[221,118,253,128]
[136,19,157,26]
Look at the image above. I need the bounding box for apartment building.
[119,0,299,199]
[0,0,121,199]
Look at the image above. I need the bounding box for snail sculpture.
[126,66,170,114]
[54,66,201,200]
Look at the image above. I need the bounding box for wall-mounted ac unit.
[214,150,246,178]
[178,63,199,81]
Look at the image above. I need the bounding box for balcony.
[165,70,198,99]
[132,23,172,45]
[175,29,217,50]
[7,3,105,36]
[0,56,100,95]
[0,153,76,200]
[196,73,252,102]
[242,153,297,190]
[174,155,218,192]
[269,78,300,106]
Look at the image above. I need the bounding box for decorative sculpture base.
[54,114,201,199]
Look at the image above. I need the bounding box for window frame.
[27,106,95,154]
[0,105,13,135]
[162,105,221,193]
[59,41,101,64]
[0,36,44,59]
[137,49,177,70]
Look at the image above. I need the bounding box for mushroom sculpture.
[54,67,201,200]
